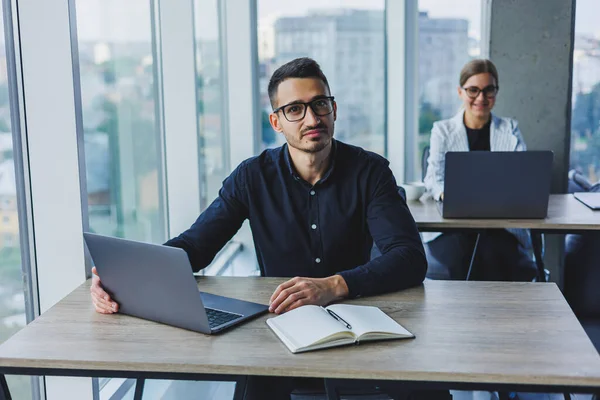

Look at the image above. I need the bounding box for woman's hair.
[459,59,499,87]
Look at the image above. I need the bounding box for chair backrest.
[397,186,406,202]
[563,170,600,318]
[564,233,600,318]
[421,145,430,181]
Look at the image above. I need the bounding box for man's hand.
[269,275,349,314]
[90,267,119,314]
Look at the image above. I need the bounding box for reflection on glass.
[194,0,227,208]
[257,0,385,155]
[570,0,600,182]
[0,6,32,399]
[141,379,235,399]
[415,0,481,181]
[76,0,166,243]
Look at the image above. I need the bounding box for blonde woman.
[423,59,537,281]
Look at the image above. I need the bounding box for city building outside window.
[412,0,481,181]
[570,0,600,183]
[257,0,386,156]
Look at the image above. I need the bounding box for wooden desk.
[1,277,599,397]
[408,194,600,232]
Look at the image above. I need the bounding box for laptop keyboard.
[205,307,242,329]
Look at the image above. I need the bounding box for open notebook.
[266,304,414,354]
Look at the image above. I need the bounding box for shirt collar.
[283,139,338,185]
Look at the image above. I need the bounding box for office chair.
[564,170,600,353]
[421,146,430,182]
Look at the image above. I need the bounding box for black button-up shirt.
[165,140,426,298]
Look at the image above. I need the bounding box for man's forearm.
[339,246,427,298]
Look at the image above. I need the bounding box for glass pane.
[257,0,386,155]
[75,0,166,243]
[0,5,33,399]
[413,0,481,181]
[194,0,227,209]
[142,379,234,400]
[570,0,600,183]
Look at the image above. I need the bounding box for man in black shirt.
[90,57,429,399]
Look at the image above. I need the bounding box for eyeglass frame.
[273,96,336,122]
[461,85,499,99]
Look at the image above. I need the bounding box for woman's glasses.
[462,85,499,99]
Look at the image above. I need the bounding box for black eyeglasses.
[273,96,335,122]
[462,85,499,99]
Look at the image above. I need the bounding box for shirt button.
[311,224,317,230]
[310,190,315,195]
[315,258,321,263]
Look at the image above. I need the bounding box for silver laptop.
[573,192,600,211]
[83,232,269,334]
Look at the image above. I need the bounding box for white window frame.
[158,0,201,237]
[225,0,259,166]
[480,0,493,59]
[16,1,91,399]
[386,0,414,183]
[4,0,41,397]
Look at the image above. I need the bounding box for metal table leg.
[498,392,510,400]
[0,374,11,400]
[133,378,145,400]
[531,230,547,282]
[233,376,247,400]
[465,233,482,281]
[324,378,340,400]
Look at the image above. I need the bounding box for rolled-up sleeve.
[338,163,427,297]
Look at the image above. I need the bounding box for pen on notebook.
[321,306,352,329]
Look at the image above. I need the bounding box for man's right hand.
[90,267,119,314]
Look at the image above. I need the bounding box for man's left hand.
[269,275,349,314]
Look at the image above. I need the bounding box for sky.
[0,1,597,46]
[574,0,600,36]
[258,0,598,38]
[259,0,478,39]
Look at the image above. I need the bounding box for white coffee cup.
[402,182,426,201]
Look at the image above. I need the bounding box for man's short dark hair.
[268,57,331,109]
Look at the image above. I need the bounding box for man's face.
[269,78,337,154]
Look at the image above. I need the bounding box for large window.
[570,0,600,183]
[410,0,481,181]
[194,0,228,208]
[75,0,166,243]
[74,2,167,397]
[0,4,33,399]
[257,0,386,155]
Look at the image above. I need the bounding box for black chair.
[563,170,600,354]
[421,145,430,182]
[564,232,600,353]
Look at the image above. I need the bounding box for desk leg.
[324,378,340,400]
[0,374,11,400]
[531,230,547,282]
[233,376,247,400]
[465,233,481,281]
[133,378,145,400]
[497,392,509,400]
